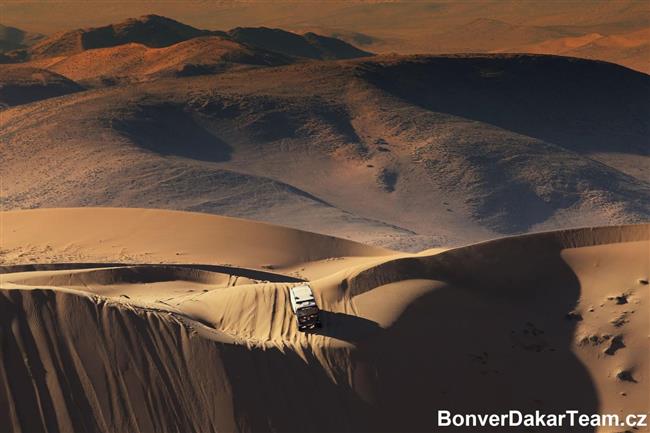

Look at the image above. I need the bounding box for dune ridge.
[347,224,650,296]
[1,208,647,432]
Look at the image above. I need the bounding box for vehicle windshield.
[297,306,318,317]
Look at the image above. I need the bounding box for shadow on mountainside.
[112,103,233,161]
[359,55,650,155]
[0,66,83,107]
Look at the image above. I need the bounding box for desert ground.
[0,208,648,432]
[1,4,649,433]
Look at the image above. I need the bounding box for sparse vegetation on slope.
[1,54,648,249]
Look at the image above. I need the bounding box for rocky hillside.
[1,54,648,249]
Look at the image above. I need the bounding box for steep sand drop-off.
[0,209,647,432]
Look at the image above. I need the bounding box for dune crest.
[1,208,647,432]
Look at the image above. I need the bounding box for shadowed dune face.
[351,283,598,433]
[0,291,596,431]
[343,226,649,432]
[0,289,239,432]
[347,235,590,432]
[1,220,647,433]
[0,289,376,433]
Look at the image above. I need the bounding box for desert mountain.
[3,16,372,88]
[25,36,294,85]
[28,15,214,59]
[3,1,648,70]
[1,54,648,250]
[286,5,650,74]
[0,24,44,52]
[228,27,372,60]
[0,65,83,107]
[1,208,648,432]
[19,15,371,63]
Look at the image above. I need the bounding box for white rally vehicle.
[289,284,322,331]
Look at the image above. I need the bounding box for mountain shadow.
[112,103,232,162]
[359,54,650,155]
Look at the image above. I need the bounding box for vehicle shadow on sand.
[309,310,383,344]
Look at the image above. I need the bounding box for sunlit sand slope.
[0,209,647,432]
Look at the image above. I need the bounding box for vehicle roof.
[290,284,314,301]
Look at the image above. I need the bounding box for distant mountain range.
[0,15,372,63]
[0,15,372,88]
[3,1,649,71]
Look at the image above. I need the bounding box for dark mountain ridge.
[7,15,372,63]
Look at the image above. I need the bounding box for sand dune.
[416,18,650,75]
[497,27,650,74]
[1,208,647,432]
[424,18,575,53]
[0,208,391,270]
